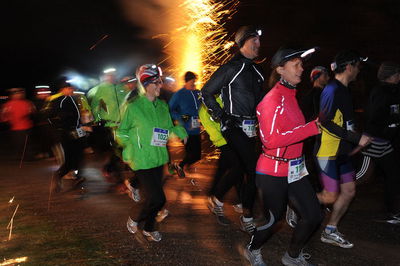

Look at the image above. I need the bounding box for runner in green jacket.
[118,64,187,242]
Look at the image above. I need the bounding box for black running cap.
[270,47,318,68]
[331,50,368,71]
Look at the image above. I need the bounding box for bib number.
[191,116,200,129]
[390,104,399,115]
[242,120,256,138]
[346,120,355,132]
[151,128,169,147]
[288,156,308,184]
[76,127,86,138]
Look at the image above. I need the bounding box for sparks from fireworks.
[8,197,14,204]
[0,257,28,266]
[7,204,19,241]
[159,0,239,86]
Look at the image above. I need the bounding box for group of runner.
[201,26,400,266]
[2,23,400,266]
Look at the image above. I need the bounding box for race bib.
[76,127,86,138]
[346,120,355,132]
[390,104,399,115]
[191,116,200,129]
[242,120,256,138]
[288,156,308,184]
[151,128,169,147]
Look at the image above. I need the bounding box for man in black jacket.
[201,25,264,234]
[45,78,89,193]
[364,61,400,223]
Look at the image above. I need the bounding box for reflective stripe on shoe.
[240,216,255,234]
[207,197,230,226]
[286,206,298,229]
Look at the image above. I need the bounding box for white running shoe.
[282,250,314,266]
[321,229,354,248]
[127,216,138,234]
[240,244,266,266]
[233,203,243,214]
[156,209,169,223]
[142,230,162,242]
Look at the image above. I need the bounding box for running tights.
[249,174,323,257]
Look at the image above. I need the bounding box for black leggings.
[133,166,166,231]
[56,135,84,180]
[223,128,257,216]
[209,144,243,202]
[250,174,322,257]
[372,150,400,213]
[180,134,201,167]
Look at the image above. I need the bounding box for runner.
[169,71,201,178]
[240,46,322,266]
[201,25,264,234]
[316,50,371,248]
[363,61,400,223]
[117,64,187,242]
[199,97,243,225]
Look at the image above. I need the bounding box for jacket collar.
[275,81,297,96]
[232,52,254,64]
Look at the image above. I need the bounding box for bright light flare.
[8,196,14,203]
[0,257,28,265]
[161,0,239,86]
[103,68,116,74]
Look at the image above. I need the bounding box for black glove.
[220,113,236,131]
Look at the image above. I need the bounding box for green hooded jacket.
[87,82,128,127]
[116,95,188,171]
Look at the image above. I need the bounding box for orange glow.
[120,0,239,88]
[0,257,28,265]
[163,0,239,86]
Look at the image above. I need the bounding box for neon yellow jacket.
[198,98,227,147]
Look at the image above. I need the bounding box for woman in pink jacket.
[241,47,322,266]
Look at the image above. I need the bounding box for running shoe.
[142,230,162,242]
[286,206,298,229]
[321,229,354,248]
[239,244,266,266]
[240,215,255,234]
[207,197,230,226]
[156,209,169,223]
[233,203,243,214]
[173,162,185,178]
[167,163,176,175]
[385,212,400,224]
[281,251,315,266]
[125,181,140,202]
[127,216,138,234]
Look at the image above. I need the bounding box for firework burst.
[157,0,239,85]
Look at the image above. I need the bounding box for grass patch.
[0,195,119,265]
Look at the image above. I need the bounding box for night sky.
[1,0,399,94]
